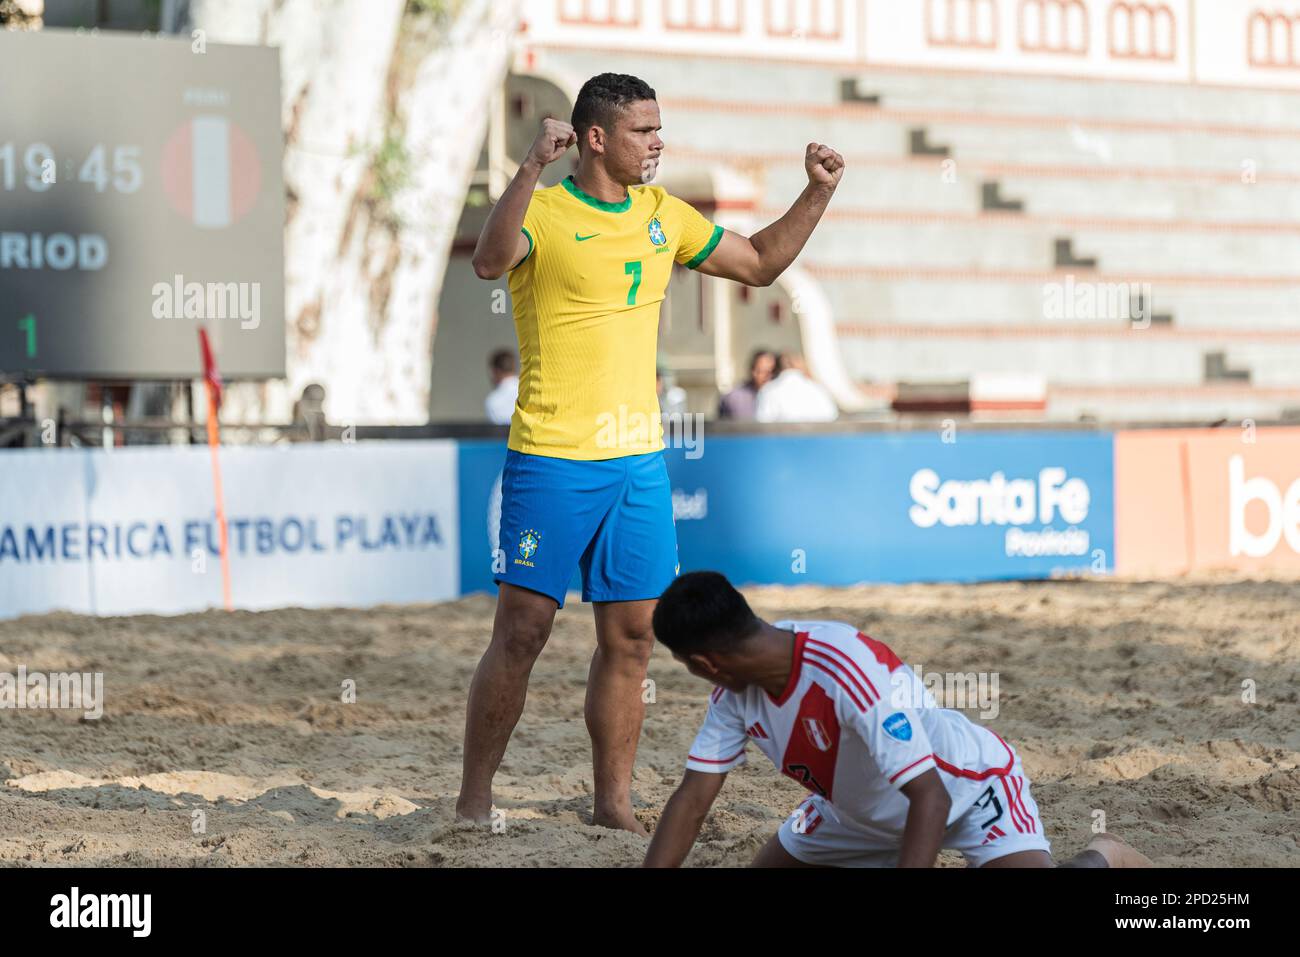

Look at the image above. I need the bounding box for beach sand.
[1,578,1296,867]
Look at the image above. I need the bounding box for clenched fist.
[805,142,845,188]
[527,117,578,168]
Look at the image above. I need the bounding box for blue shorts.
[494,449,679,608]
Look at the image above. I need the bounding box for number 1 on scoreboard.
[17,314,36,358]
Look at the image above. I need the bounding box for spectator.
[125,381,173,445]
[292,383,328,440]
[657,366,688,417]
[485,349,519,425]
[718,349,776,420]
[755,352,838,423]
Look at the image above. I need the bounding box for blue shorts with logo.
[494,449,679,608]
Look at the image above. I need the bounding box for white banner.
[0,442,459,619]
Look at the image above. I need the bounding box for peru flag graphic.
[162,115,261,229]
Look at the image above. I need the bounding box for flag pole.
[198,327,233,611]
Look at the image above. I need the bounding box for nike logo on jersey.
[574,232,600,241]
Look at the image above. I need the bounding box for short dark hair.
[489,348,517,374]
[653,571,761,655]
[749,349,775,373]
[571,73,657,150]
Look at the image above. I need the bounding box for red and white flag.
[162,115,261,229]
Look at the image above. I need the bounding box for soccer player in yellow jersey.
[457,73,844,834]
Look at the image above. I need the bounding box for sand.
[0,579,1296,867]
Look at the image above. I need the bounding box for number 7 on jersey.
[623,260,642,306]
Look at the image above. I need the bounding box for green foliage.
[369,127,413,230]
[374,131,412,199]
[406,0,447,16]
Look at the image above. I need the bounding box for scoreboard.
[0,29,285,379]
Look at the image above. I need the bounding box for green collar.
[562,174,632,213]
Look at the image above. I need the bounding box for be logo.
[1230,456,1300,557]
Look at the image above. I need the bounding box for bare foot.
[455,797,495,825]
[592,808,650,837]
[1087,833,1154,868]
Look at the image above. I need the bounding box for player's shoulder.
[529,181,567,207]
[633,183,669,201]
[785,620,903,708]
[778,618,860,649]
[792,620,902,667]
[705,682,747,714]
[632,183,682,215]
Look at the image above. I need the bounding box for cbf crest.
[647,217,667,246]
[515,529,541,567]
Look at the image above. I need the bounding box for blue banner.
[664,431,1114,586]
[458,431,1114,598]
[456,439,511,596]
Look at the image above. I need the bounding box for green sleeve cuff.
[685,224,724,270]
[510,227,534,270]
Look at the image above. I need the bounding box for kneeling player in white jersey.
[644,572,1151,868]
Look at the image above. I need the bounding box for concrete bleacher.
[518,46,1300,421]
[777,214,1300,277]
[852,69,1300,129]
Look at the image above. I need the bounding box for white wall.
[522,0,1300,89]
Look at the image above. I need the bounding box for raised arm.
[471,117,577,280]
[643,770,728,868]
[695,142,844,287]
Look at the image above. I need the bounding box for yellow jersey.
[506,174,722,460]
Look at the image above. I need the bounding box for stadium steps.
[847,68,1300,129]
[817,278,1300,327]
[780,217,1300,275]
[542,45,1300,127]
[930,125,1299,178]
[696,154,1300,222]
[522,47,1300,418]
[837,337,1300,389]
[659,105,909,155]
[1046,385,1300,422]
[659,96,1300,173]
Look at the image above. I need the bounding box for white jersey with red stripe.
[685,620,1019,839]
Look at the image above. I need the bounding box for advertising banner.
[0,442,458,618]
[1115,427,1300,576]
[664,432,1114,586]
[456,431,1115,597]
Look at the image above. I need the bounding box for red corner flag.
[198,327,223,410]
[198,327,232,611]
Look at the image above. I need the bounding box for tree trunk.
[186,0,519,426]
[0,0,44,29]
